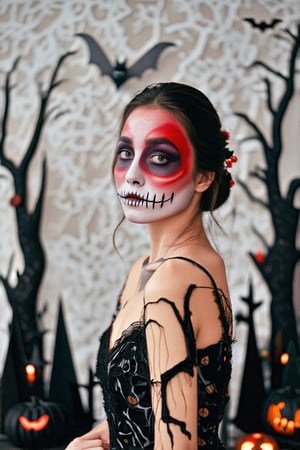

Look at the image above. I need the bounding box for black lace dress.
[96,257,233,449]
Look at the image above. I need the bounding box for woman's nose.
[126,160,145,186]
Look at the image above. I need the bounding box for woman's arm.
[64,419,109,450]
[144,257,232,450]
[144,263,199,450]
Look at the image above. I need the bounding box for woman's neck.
[147,212,209,263]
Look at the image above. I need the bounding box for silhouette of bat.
[76,33,175,88]
[243,18,282,32]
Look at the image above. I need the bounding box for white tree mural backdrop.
[0,1,299,448]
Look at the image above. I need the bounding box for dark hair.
[117,82,231,212]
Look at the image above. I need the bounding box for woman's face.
[113,106,197,223]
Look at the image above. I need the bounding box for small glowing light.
[280,353,289,365]
[261,444,275,450]
[237,432,279,450]
[252,433,263,438]
[261,349,270,359]
[25,363,36,386]
[240,443,254,450]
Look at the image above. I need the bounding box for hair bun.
[213,170,232,210]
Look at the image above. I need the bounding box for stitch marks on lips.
[118,190,174,208]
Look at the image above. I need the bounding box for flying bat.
[76,33,175,88]
[243,18,282,32]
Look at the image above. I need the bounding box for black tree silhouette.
[0,51,75,365]
[235,24,300,388]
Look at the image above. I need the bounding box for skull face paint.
[114,107,197,223]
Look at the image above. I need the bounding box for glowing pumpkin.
[235,432,279,450]
[262,385,300,449]
[4,396,71,449]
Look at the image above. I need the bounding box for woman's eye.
[148,154,169,165]
[118,149,133,160]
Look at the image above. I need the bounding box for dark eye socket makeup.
[145,147,180,167]
[115,137,181,164]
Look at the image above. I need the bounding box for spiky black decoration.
[233,281,266,432]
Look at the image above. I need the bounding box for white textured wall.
[0,0,299,437]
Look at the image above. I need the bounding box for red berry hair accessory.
[10,193,23,207]
[221,129,238,188]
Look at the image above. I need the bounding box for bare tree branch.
[0,58,21,170]
[250,60,287,81]
[254,166,267,178]
[262,77,275,115]
[249,169,267,183]
[287,178,300,205]
[238,135,260,144]
[234,112,270,151]
[32,156,47,228]
[284,28,297,40]
[21,51,76,172]
[237,177,269,208]
[251,225,270,249]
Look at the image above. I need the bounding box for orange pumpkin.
[235,432,279,450]
[262,385,300,449]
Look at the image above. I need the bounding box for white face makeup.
[114,107,197,224]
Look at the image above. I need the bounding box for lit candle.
[25,363,36,388]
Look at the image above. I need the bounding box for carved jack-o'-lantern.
[4,396,71,449]
[262,385,300,449]
[235,432,279,450]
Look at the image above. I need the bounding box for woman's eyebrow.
[146,137,179,149]
[118,136,132,144]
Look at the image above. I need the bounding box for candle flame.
[25,363,36,384]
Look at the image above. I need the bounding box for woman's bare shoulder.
[162,249,225,279]
[147,250,228,298]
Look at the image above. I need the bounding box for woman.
[66,82,235,449]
